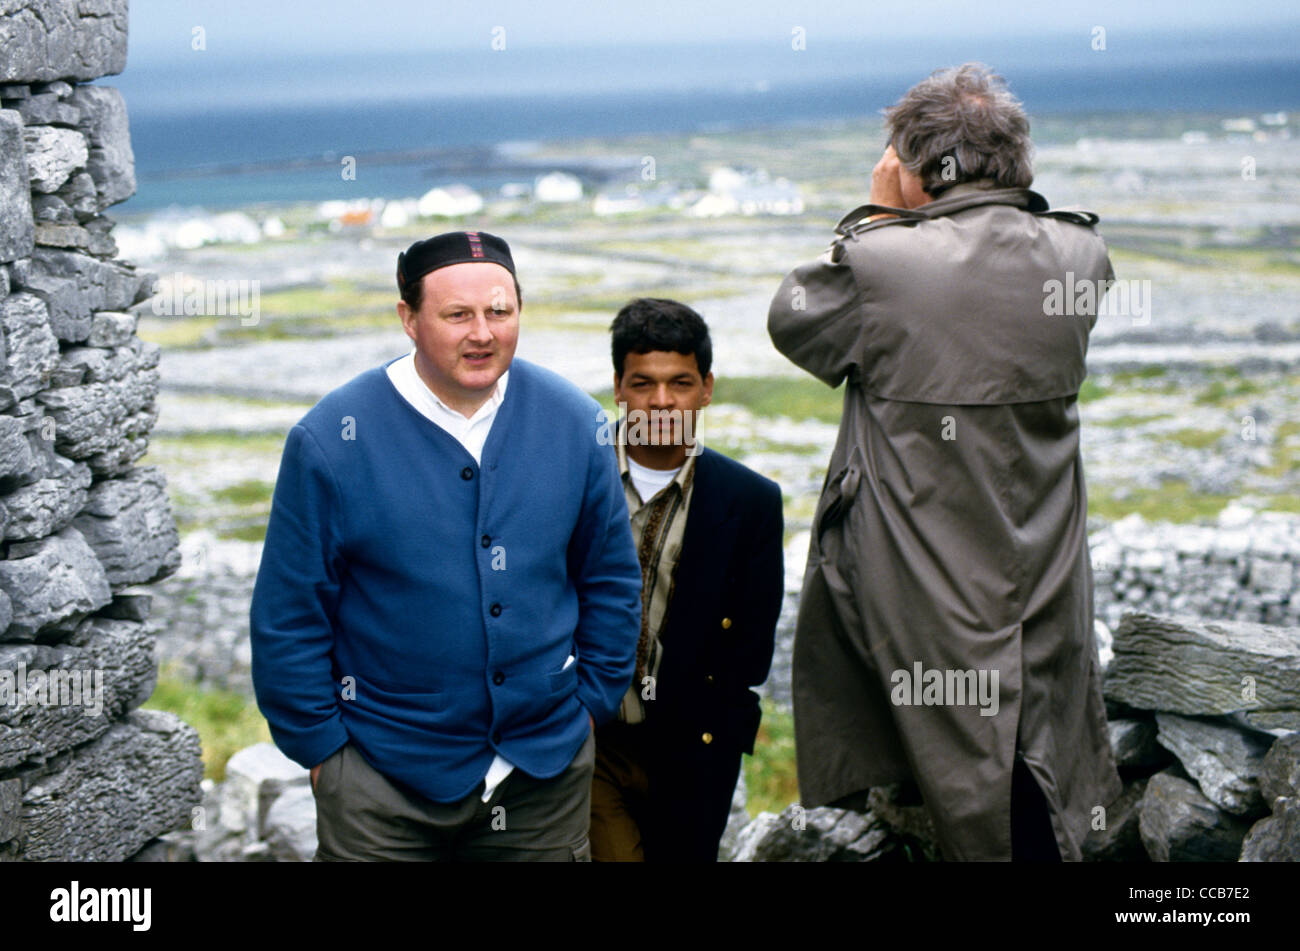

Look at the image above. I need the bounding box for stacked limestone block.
[1098,613,1300,861]
[1090,512,1300,632]
[0,0,202,861]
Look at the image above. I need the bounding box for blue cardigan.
[249,356,642,803]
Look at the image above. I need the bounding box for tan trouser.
[588,721,651,862]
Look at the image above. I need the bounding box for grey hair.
[882,62,1033,198]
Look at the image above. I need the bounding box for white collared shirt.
[386,348,514,802]
[387,348,509,465]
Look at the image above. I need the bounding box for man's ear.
[701,371,714,407]
[397,300,415,338]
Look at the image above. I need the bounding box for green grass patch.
[235,311,396,341]
[166,489,204,511]
[211,479,275,506]
[783,492,822,531]
[1089,480,1235,523]
[1166,428,1228,449]
[706,436,825,458]
[219,521,269,542]
[1261,494,1300,514]
[147,431,288,454]
[1258,422,1300,479]
[1107,243,1300,278]
[1177,245,1300,278]
[170,514,270,543]
[1112,366,1168,383]
[136,315,224,348]
[527,286,744,317]
[1195,378,1262,405]
[1077,378,1108,403]
[745,700,799,817]
[142,665,272,781]
[1275,420,1300,443]
[1093,413,1174,429]
[711,376,843,423]
[592,376,843,425]
[258,281,395,318]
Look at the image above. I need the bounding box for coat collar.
[918,180,1050,217]
[835,180,1049,237]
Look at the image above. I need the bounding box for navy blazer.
[642,445,785,758]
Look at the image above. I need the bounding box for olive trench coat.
[768,181,1123,861]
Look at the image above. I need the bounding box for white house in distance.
[534,171,583,203]
[732,180,804,216]
[708,166,749,194]
[379,198,420,229]
[688,165,804,218]
[417,184,484,218]
[685,191,739,218]
[210,211,263,243]
[593,184,686,217]
[593,186,644,216]
[114,207,271,260]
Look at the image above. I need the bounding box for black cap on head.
[396,231,516,293]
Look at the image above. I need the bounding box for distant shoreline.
[121,103,1297,216]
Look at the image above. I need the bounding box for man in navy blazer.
[590,298,785,861]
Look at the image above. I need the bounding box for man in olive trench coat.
[768,64,1122,861]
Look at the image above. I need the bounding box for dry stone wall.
[0,0,202,862]
[1091,509,1300,632]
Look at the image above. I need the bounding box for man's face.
[614,350,713,446]
[397,261,519,415]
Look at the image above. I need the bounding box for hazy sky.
[111,1,1299,195]
[112,1,1300,116]
[127,0,1300,60]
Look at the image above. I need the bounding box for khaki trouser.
[589,720,652,862]
[589,719,741,862]
[312,730,595,861]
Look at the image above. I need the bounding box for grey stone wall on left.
[0,0,203,861]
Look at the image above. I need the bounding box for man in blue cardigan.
[249,231,642,861]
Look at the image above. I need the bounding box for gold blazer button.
[702,732,713,745]
[720,617,732,629]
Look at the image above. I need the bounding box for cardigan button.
[490,603,502,617]
[705,674,715,685]
[701,732,713,745]
[461,467,474,480]
[493,671,505,685]
[720,617,732,629]
[481,534,491,548]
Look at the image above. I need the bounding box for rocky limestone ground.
[136,612,1300,863]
